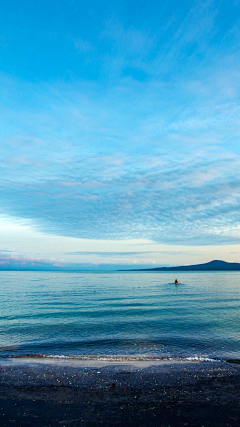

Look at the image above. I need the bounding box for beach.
[1,358,240,426]
[1,271,240,425]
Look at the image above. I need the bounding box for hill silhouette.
[127,260,240,271]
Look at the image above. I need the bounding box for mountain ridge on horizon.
[121,260,240,271]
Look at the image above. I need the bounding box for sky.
[1,0,240,270]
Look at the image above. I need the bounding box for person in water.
[174,279,178,284]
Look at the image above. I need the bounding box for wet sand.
[0,359,240,426]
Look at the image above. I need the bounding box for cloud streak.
[65,251,157,256]
[1,144,240,244]
[1,0,240,248]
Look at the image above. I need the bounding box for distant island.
[121,260,240,271]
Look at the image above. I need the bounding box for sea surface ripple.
[0,271,240,360]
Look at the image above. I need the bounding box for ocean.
[1,271,239,362]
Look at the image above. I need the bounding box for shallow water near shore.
[0,271,240,361]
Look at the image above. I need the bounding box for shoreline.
[1,359,240,426]
[0,354,227,369]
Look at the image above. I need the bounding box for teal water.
[0,271,239,360]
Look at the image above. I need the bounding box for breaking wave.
[8,354,221,363]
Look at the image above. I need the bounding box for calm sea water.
[0,271,239,361]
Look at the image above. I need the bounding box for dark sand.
[0,359,240,426]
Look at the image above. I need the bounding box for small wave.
[9,354,221,363]
[185,356,220,362]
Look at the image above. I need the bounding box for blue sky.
[1,0,240,269]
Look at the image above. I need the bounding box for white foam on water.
[7,353,222,364]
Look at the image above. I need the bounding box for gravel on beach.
[0,360,240,426]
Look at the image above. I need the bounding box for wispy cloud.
[65,251,157,256]
[1,0,240,250]
[1,142,240,244]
